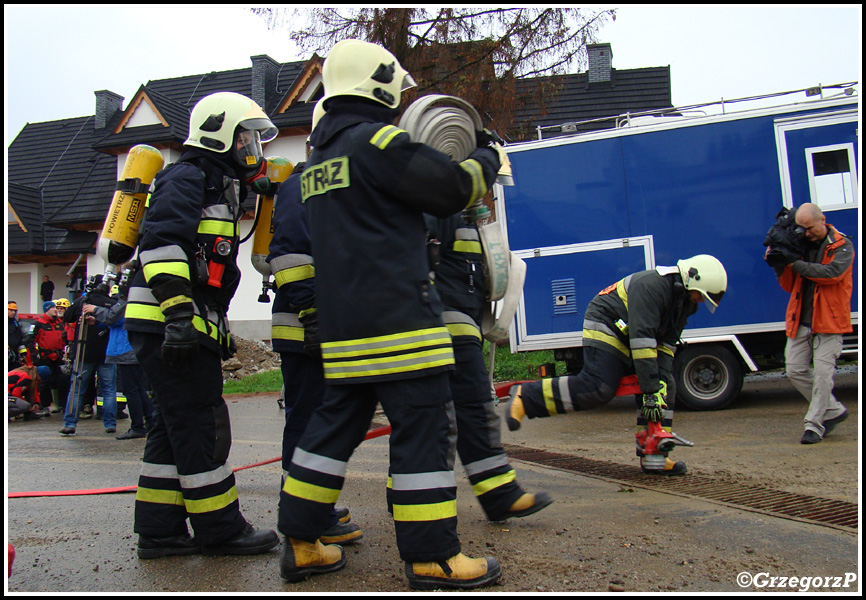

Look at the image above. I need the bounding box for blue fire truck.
[495,89,859,410]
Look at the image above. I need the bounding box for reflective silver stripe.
[292,448,347,478]
[272,312,302,328]
[630,337,658,350]
[558,376,572,411]
[270,254,313,272]
[202,205,234,220]
[583,319,619,338]
[128,286,160,306]
[140,462,179,479]
[140,245,187,265]
[463,454,509,478]
[441,311,476,327]
[178,464,234,489]
[390,470,457,491]
[455,227,480,242]
[622,274,633,291]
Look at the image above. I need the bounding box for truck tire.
[674,344,743,411]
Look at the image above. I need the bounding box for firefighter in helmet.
[277,39,503,590]
[507,255,727,476]
[124,91,279,559]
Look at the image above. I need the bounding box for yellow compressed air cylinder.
[97,144,165,266]
[251,156,294,302]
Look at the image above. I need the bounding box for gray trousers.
[784,326,845,436]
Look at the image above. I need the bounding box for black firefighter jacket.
[125,151,245,359]
[584,268,698,394]
[303,99,500,384]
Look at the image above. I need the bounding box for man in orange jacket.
[768,203,854,444]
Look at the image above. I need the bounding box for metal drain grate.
[504,444,858,532]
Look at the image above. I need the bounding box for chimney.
[587,43,613,84]
[251,55,280,112]
[94,90,124,129]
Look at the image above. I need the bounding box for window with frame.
[805,143,857,209]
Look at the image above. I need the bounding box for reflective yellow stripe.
[392,500,457,522]
[459,158,487,203]
[472,470,516,496]
[198,220,235,237]
[370,125,405,149]
[274,264,315,287]
[583,329,630,357]
[124,304,219,341]
[323,348,454,380]
[272,325,304,342]
[542,378,557,417]
[445,322,482,340]
[632,348,658,360]
[453,240,482,254]
[322,327,451,358]
[283,476,341,504]
[184,487,239,514]
[659,345,675,357]
[135,487,185,506]
[143,261,190,282]
[616,279,628,309]
[159,295,192,312]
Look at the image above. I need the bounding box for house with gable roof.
[7,43,673,339]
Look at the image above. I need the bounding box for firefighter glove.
[641,381,668,423]
[298,308,321,361]
[161,315,199,367]
[474,129,493,149]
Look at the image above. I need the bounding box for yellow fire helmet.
[322,39,416,109]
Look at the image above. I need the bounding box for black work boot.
[137,533,201,559]
[201,522,279,556]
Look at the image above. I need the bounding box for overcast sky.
[4,5,862,146]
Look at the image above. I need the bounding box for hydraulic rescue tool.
[635,419,694,471]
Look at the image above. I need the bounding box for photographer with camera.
[58,275,118,436]
[765,203,854,445]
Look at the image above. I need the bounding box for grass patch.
[222,344,569,395]
[223,368,283,395]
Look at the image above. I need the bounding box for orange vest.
[778,224,853,337]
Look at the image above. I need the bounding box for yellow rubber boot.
[506,385,526,431]
[405,552,501,590]
[498,491,553,520]
[280,537,346,583]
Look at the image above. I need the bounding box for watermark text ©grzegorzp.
[737,571,857,591]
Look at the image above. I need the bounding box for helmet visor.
[703,289,725,313]
[401,73,417,92]
[235,129,265,168]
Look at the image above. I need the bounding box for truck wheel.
[674,344,743,411]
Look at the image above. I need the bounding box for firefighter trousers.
[129,331,246,544]
[279,372,461,563]
[448,334,524,520]
[519,345,676,436]
[279,351,340,529]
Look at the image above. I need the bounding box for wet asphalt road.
[6,370,860,593]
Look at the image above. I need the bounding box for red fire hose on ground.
[8,377,641,500]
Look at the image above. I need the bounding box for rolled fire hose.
[400,94,524,342]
